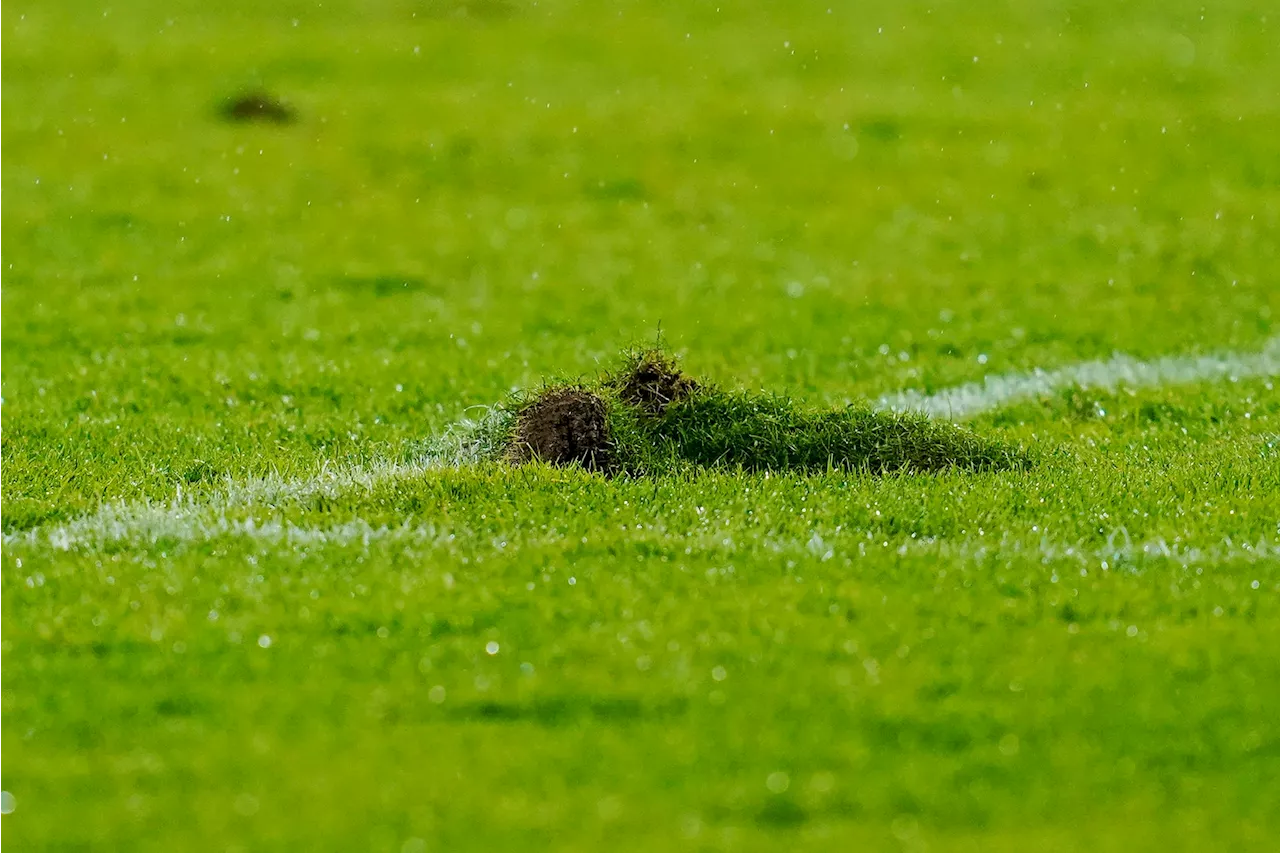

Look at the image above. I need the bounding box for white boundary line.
[7,338,1279,553]
[5,413,501,552]
[15,514,1277,574]
[32,459,452,552]
[896,532,1280,572]
[879,336,1280,420]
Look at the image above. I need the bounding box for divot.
[219,90,296,124]
[507,387,615,473]
[504,348,1021,476]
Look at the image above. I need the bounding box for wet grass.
[505,349,1026,476]
[4,0,1280,851]
[631,392,1021,475]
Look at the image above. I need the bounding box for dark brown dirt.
[508,387,615,473]
[612,350,699,417]
[220,91,296,124]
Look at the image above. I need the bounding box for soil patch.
[508,388,615,473]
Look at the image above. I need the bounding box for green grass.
[501,348,1025,475]
[3,0,1280,850]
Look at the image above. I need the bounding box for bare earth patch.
[507,387,615,473]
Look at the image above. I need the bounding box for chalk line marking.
[5,409,505,552]
[13,508,1278,575]
[7,338,1279,552]
[879,336,1280,420]
[32,460,453,552]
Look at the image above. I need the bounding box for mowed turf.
[3,0,1280,850]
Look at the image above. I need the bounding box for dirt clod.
[220,91,296,124]
[613,350,698,417]
[509,388,615,473]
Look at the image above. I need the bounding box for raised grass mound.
[506,386,616,474]
[493,349,1024,476]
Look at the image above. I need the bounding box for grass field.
[4,0,1280,850]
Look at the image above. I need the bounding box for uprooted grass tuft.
[608,348,699,417]
[500,349,1026,476]
[506,387,616,473]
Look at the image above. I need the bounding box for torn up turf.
[644,392,1020,474]
[506,387,616,473]
[608,348,699,417]
[499,348,1026,476]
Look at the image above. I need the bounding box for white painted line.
[896,532,1280,571]
[32,459,446,552]
[878,336,1280,420]
[785,529,1280,571]
[20,510,1278,575]
[4,409,507,552]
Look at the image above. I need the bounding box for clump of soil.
[508,387,615,473]
[611,349,699,417]
[220,91,296,124]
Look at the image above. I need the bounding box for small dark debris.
[220,90,296,124]
[612,350,699,417]
[508,387,615,473]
